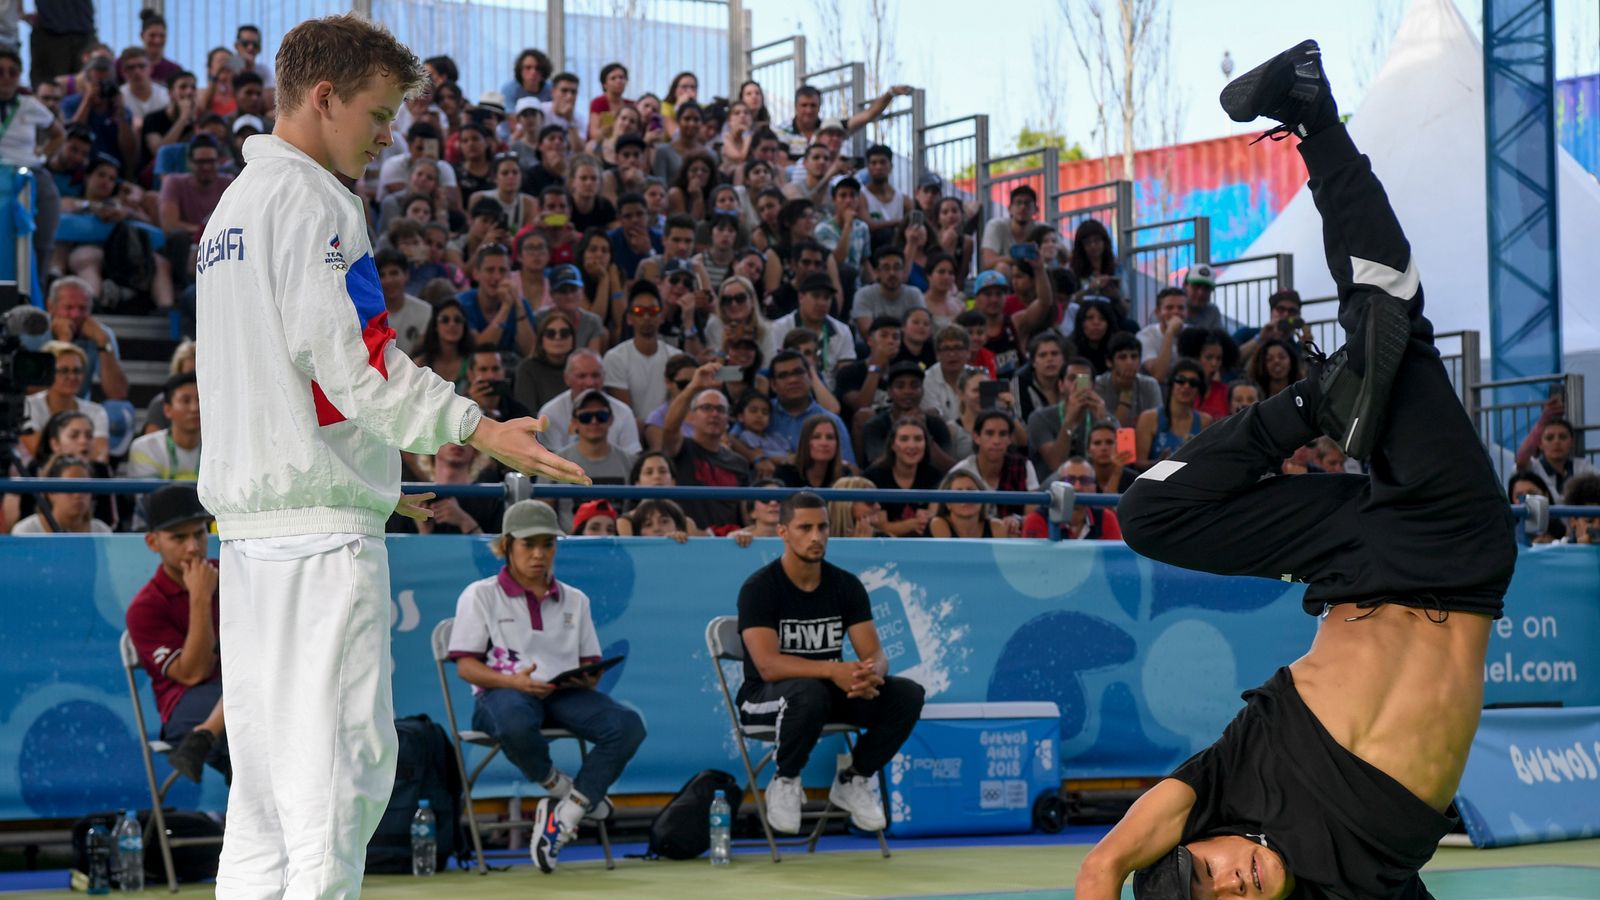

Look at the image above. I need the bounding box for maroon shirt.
[158,172,234,240]
[126,562,220,722]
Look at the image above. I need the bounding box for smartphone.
[1549,384,1565,401]
[1075,373,1090,392]
[979,380,1007,410]
[716,365,744,383]
[907,209,925,230]
[421,138,441,159]
[1009,242,1040,262]
[542,212,569,227]
[1116,427,1137,462]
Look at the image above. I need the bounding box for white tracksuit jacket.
[196,135,481,540]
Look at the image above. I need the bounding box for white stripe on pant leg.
[740,696,788,778]
[1137,459,1188,483]
[1349,256,1420,301]
[217,542,289,900]
[217,537,397,900]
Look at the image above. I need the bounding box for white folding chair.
[429,618,615,873]
[119,631,225,893]
[704,615,891,862]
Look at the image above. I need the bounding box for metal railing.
[977,146,1059,240]
[1046,179,1133,251]
[915,113,989,201]
[1120,216,1210,327]
[1210,253,1294,332]
[90,0,732,103]
[746,34,805,127]
[803,61,866,157]
[1470,371,1586,485]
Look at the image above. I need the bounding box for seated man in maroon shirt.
[125,485,229,783]
[158,134,234,273]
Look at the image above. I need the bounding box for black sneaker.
[1220,39,1340,140]
[167,729,215,784]
[1301,296,1411,461]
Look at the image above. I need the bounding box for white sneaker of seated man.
[765,773,886,834]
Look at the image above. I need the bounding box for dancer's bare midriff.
[1290,603,1492,813]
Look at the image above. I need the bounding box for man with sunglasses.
[233,25,275,106]
[604,280,686,423]
[1235,288,1316,368]
[1021,457,1122,540]
[661,361,752,531]
[537,388,634,529]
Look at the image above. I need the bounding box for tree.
[1056,0,1180,182]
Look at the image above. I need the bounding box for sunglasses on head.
[575,409,613,425]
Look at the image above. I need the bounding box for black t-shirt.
[763,282,799,321]
[893,340,936,370]
[572,196,617,233]
[862,461,944,526]
[860,411,952,467]
[455,162,496,202]
[672,438,751,529]
[736,558,873,688]
[521,163,564,198]
[834,361,889,416]
[1171,667,1453,899]
[984,318,1023,378]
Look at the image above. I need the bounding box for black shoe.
[1301,297,1411,461]
[167,729,215,784]
[1220,39,1340,141]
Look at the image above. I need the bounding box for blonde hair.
[827,475,875,536]
[168,338,197,375]
[275,14,428,116]
[931,467,994,520]
[42,340,88,367]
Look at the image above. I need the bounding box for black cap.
[144,485,212,532]
[885,360,925,384]
[797,272,835,295]
[1132,846,1194,899]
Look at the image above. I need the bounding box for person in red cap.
[570,499,619,535]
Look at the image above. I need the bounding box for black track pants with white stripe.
[737,676,926,779]
[1118,125,1516,616]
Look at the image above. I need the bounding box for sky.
[738,0,1600,156]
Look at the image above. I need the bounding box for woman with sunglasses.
[1135,357,1213,467]
[513,309,579,415]
[411,299,476,392]
[514,230,551,311]
[20,342,109,464]
[703,275,775,363]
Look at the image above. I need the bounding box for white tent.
[1233,0,1600,357]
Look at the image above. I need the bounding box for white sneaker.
[828,774,886,832]
[765,775,803,834]
[541,768,573,802]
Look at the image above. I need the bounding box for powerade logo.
[196,227,245,274]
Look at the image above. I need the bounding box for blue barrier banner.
[1,536,1596,820]
[1454,707,1600,847]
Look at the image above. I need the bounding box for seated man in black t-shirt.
[1078,43,1518,900]
[661,361,751,532]
[735,491,925,835]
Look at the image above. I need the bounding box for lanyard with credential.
[166,432,199,478]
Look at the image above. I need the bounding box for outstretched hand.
[467,417,593,485]
[395,491,437,521]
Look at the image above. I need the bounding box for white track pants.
[216,535,396,900]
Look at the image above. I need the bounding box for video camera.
[1,280,56,458]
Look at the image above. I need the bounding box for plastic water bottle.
[114,810,144,891]
[410,800,437,876]
[708,789,731,867]
[85,823,112,895]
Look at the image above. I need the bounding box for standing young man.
[195,16,588,898]
[1079,41,1517,899]
[736,491,925,835]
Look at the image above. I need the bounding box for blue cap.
[549,263,583,290]
[973,270,1010,294]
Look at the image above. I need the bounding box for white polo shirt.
[448,569,601,694]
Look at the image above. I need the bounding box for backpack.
[645,769,742,860]
[71,809,223,886]
[100,220,156,304]
[365,714,466,873]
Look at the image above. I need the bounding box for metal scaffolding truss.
[1483,0,1562,380]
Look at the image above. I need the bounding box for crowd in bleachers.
[5,6,1597,541]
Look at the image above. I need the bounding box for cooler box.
[887,702,1060,837]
